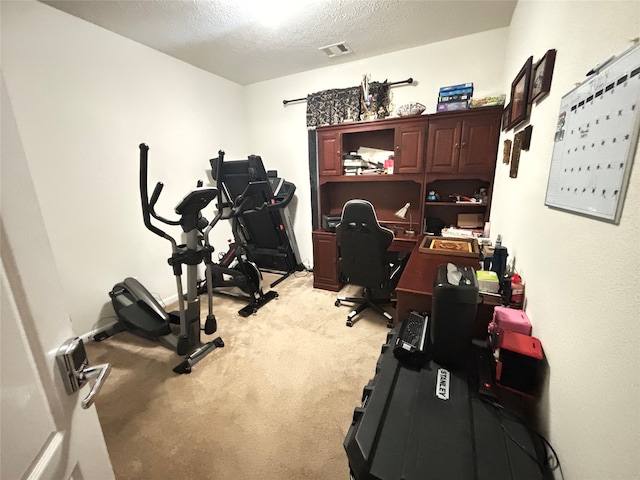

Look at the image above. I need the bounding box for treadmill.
[210,154,304,287]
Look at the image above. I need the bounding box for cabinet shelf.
[425,202,487,207]
[319,173,421,185]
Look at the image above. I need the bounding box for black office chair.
[334,199,406,327]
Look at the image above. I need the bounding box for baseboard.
[163,292,179,307]
[80,320,118,344]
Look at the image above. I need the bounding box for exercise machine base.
[238,290,278,317]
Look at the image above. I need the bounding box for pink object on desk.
[488,305,532,349]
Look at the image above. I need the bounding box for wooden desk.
[394,238,501,338]
[388,232,420,253]
[312,230,418,291]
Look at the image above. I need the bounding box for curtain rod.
[282,77,414,105]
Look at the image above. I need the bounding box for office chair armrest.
[389,251,410,282]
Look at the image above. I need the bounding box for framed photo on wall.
[509,56,533,129]
[530,49,557,104]
[502,104,511,131]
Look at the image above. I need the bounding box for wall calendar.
[545,42,640,224]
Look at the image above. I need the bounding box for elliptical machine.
[106,143,224,374]
[198,150,278,317]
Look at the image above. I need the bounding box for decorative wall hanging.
[530,49,557,105]
[545,42,640,224]
[510,131,523,178]
[503,139,513,164]
[502,105,511,131]
[522,125,534,150]
[304,80,391,128]
[509,56,534,130]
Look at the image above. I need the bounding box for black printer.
[321,214,342,232]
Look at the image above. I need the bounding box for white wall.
[1,1,247,335]
[243,27,509,268]
[491,1,639,478]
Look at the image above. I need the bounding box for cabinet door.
[458,115,501,174]
[312,231,341,291]
[317,131,341,176]
[395,123,425,174]
[426,118,462,173]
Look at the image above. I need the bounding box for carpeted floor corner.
[86,271,393,480]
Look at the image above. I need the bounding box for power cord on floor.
[88,315,118,342]
[477,395,564,479]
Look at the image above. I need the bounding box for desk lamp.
[394,202,415,236]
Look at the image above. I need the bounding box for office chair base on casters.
[336,291,394,328]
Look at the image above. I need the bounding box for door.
[1,78,114,480]
[395,122,425,174]
[458,114,501,174]
[317,131,341,176]
[312,231,342,291]
[426,117,461,173]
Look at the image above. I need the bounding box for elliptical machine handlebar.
[139,143,178,246]
[203,150,226,242]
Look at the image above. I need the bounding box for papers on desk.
[440,227,482,238]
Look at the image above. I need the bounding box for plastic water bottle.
[510,273,524,309]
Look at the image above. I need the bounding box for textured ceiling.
[41,0,517,86]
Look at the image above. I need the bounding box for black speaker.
[425,217,444,235]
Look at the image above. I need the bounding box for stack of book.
[437,82,473,112]
[343,154,369,175]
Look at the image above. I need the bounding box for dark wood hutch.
[312,106,502,291]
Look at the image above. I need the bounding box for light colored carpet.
[87,271,393,480]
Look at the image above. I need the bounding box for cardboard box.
[457,213,484,228]
[476,270,499,293]
[436,101,469,112]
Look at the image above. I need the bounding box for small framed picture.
[502,105,511,131]
[522,125,533,150]
[529,49,557,104]
[509,56,534,129]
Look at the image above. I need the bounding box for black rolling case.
[344,325,551,480]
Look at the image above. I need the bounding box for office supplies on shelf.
[440,227,477,238]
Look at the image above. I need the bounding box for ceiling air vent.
[319,42,352,58]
